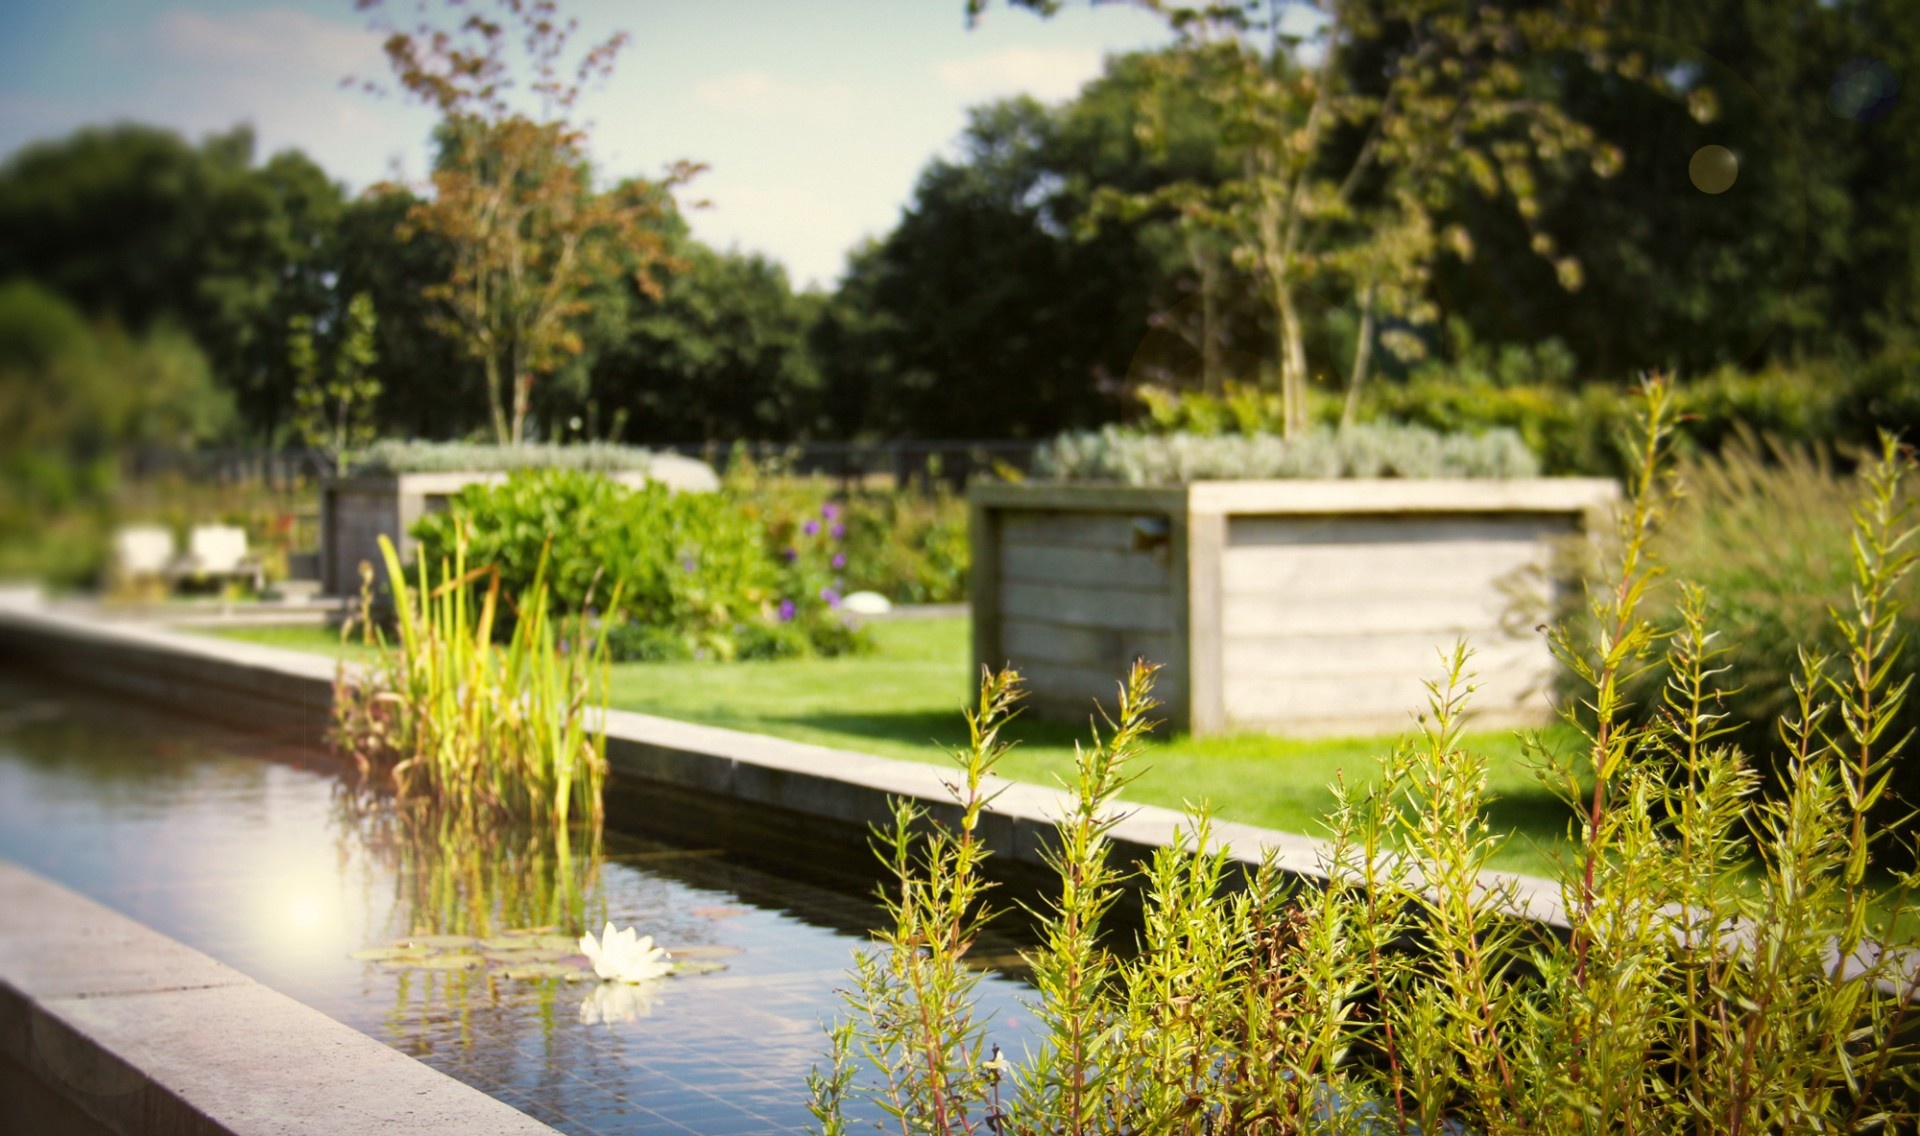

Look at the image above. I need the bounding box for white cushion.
[114,525,175,576]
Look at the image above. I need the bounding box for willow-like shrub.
[811,382,1920,1135]
[331,533,612,831]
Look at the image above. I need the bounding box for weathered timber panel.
[1223,647,1550,733]
[1001,543,1173,590]
[1017,657,1191,710]
[1228,515,1571,548]
[1221,631,1543,680]
[1219,590,1522,637]
[1216,511,1567,732]
[999,580,1177,633]
[973,479,1612,737]
[1220,540,1552,598]
[999,621,1180,670]
[1000,511,1159,551]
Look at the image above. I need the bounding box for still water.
[0,675,1034,1135]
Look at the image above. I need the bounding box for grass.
[208,616,1583,877]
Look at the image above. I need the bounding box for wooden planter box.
[320,462,717,595]
[970,478,1619,738]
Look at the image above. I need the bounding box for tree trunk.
[1275,281,1309,440]
[1342,280,1377,429]
[485,352,510,446]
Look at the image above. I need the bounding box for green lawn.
[208,617,1586,877]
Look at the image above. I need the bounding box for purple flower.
[803,520,820,537]
[830,524,846,540]
[822,503,841,520]
[782,547,797,562]
[681,556,697,574]
[778,599,796,622]
[831,553,846,569]
[820,587,841,608]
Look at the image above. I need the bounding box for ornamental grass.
[331,530,614,833]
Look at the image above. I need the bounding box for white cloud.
[933,45,1103,103]
[150,8,386,78]
[692,71,856,122]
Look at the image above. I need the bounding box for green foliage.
[332,533,611,831]
[1037,422,1539,484]
[0,279,232,584]
[1137,353,1915,480]
[0,124,344,441]
[588,242,828,443]
[814,382,1920,1133]
[721,459,970,605]
[290,291,383,476]
[836,489,970,605]
[411,469,864,662]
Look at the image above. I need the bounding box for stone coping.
[0,860,562,1136]
[0,602,1571,931]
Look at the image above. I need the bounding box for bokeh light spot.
[1831,58,1899,123]
[1689,145,1738,194]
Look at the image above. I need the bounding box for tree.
[0,280,230,514]
[0,124,344,441]
[1078,2,1626,437]
[359,0,699,444]
[289,292,383,475]
[817,96,1168,439]
[589,238,826,443]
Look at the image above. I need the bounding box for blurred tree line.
[0,0,1914,456]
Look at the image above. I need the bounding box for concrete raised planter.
[970,478,1619,738]
[320,459,718,595]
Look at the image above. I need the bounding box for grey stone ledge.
[0,861,561,1136]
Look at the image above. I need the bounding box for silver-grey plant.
[1035,423,1539,485]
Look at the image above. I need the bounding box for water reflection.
[337,789,606,941]
[0,674,1035,1135]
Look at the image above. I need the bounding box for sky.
[0,0,1179,290]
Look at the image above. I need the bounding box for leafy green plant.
[813,380,1920,1133]
[412,468,863,661]
[720,455,970,605]
[331,531,612,831]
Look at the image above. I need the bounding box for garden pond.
[0,674,1034,1135]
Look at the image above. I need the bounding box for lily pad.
[660,944,743,961]
[402,934,482,949]
[481,948,571,964]
[498,962,589,981]
[348,946,431,962]
[670,960,728,976]
[411,952,484,971]
[481,934,578,954]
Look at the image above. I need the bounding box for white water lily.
[578,921,673,983]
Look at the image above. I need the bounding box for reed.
[331,529,614,832]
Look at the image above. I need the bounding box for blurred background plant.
[411,468,870,663]
[0,279,234,587]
